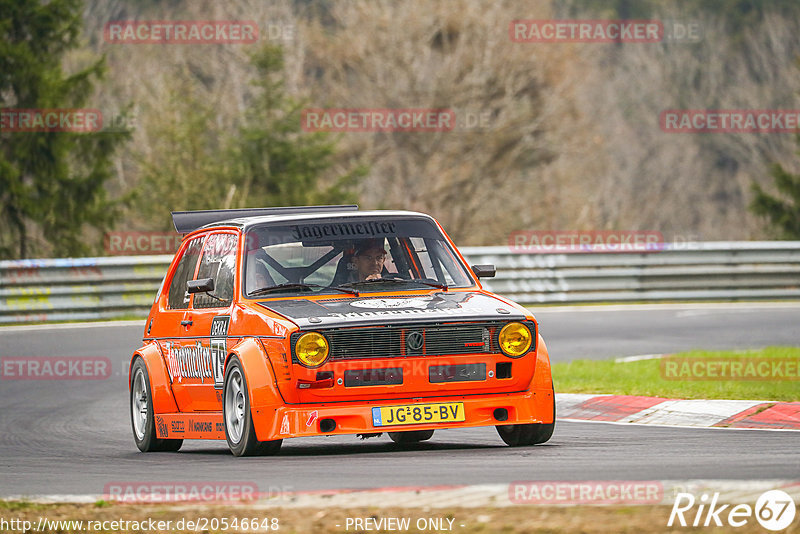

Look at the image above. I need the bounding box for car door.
[180,231,239,411]
[154,234,206,415]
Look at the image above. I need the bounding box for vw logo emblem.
[406,331,424,351]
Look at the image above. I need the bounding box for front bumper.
[252,386,554,441]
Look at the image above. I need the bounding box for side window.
[193,233,237,309]
[167,237,204,310]
[409,237,470,286]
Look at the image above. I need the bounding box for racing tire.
[223,356,282,457]
[388,430,435,444]
[496,399,555,447]
[130,357,183,452]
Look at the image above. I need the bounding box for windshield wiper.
[337,277,448,291]
[408,278,448,290]
[250,283,359,297]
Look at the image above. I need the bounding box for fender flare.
[531,334,554,391]
[226,338,284,441]
[526,334,555,424]
[129,342,179,414]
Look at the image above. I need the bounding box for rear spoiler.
[172,205,359,234]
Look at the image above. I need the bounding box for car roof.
[225,210,436,231]
[174,206,437,234]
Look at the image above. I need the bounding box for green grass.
[552,346,800,402]
[0,500,47,512]
[521,299,798,307]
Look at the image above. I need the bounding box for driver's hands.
[364,273,382,281]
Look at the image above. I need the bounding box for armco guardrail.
[0,256,171,324]
[462,241,800,304]
[1,242,799,324]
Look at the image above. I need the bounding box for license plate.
[371,402,465,427]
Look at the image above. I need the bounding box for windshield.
[243,217,474,296]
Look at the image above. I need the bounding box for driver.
[351,240,388,281]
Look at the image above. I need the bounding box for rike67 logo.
[669,490,796,531]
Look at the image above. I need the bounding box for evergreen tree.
[229,44,365,208]
[751,155,800,239]
[0,0,129,258]
[136,44,363,230]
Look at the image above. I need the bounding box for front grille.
[290,321,534,362]
[328,322,499,360]
[290,321,536,363]
[327,327,404,360]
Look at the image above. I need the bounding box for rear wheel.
[130,357,183,452]
[496,399,555,447]
[388,430,435,444]
[223,356,282,457]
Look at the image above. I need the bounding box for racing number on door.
[210,316,230,388]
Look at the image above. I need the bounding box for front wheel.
[496,401,555,446]
[130,357,182,452]
[223,356,282,457]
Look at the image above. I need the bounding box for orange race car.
[129,205,554,456]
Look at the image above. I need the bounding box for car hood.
[257,292,526,329]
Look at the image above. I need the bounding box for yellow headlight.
[295,332,330,367]
[498,322,532,358]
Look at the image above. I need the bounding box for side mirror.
[471,264,496,279]
[187,278,215,294]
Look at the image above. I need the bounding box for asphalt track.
[0,303,798,498]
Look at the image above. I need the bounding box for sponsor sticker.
[155,416,168,438]
[163,341,214,383]
[306,410,319,427]
[188,418,213,433]
[210,316,230,388]
[290,221,398,240]
[280,415,290,435]
[350,298,432,309]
